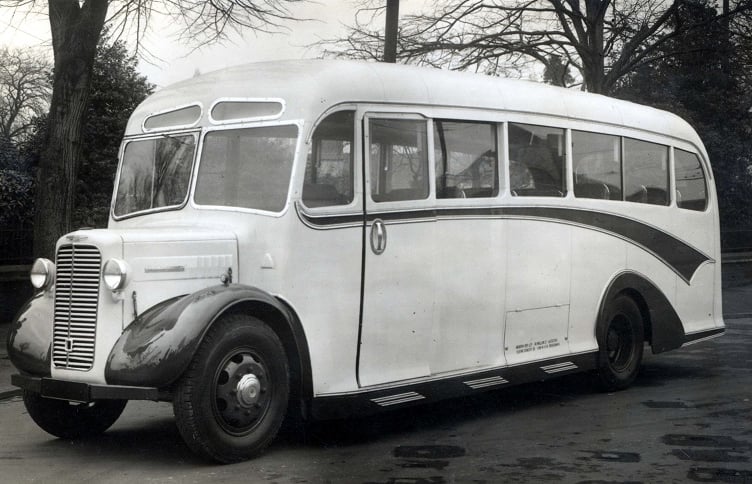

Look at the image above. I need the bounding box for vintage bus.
[8,60,724,463]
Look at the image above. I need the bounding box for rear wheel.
[23,391,126,439]
[173,313,289,463]
[596,295,644,391]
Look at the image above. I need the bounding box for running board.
[311,352,598,420]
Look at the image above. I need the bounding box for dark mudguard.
[7,292,52,377]
[599,272,685,354]
[105,284,312,392]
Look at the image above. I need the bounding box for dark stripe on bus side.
[297,205,712,283]
[499,206,709,284]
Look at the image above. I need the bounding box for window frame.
[111,129,200,221]
[301,109,358,210]
[190,119,304,217]
[506,121,568,198]
[363,112,434,208]
[673,147,710,212]
[571,129,624,202]
[622,137,671,207]
[432,118,501,200]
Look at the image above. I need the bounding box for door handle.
[370,219,387,255]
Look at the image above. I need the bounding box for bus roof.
[126,59,704,152]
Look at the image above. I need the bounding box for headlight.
[102,259,129,291]
[30,258,55,291]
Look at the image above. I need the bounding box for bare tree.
[0,48,51,144]
[0,0,304,258]
[323,0,752,93]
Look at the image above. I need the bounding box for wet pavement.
[0,265,750,483]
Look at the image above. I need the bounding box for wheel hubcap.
[236,374,262,407]
[213,350,270,434]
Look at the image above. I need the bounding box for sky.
[0,1,431,88]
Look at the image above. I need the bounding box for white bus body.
[9,60,723,462]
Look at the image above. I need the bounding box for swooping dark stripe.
[297,205,712,283]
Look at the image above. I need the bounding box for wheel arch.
[106,284,313,400]
[598,272,685,354]
[217,297,313,407]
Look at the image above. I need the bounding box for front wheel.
[596,295,644,391]
[23,391,127,439]
[173,313,289,463]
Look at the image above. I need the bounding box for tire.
[596,294,644,392]
[173,313,289,463]
[23,391,127,439]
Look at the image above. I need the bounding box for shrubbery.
[0,168,34,225]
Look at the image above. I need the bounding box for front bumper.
[11,374,160,403]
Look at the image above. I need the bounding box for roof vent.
[143,104,202,131]
[209,99,285,124]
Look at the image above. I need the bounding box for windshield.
[114,134,195,217]
[194,125,298,212]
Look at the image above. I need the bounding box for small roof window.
[143,104,202,131]
[209,99,285,124]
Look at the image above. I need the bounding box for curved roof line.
[126,59,705,156]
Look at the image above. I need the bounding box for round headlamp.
[102,258,129,291]
[30,258,55,291]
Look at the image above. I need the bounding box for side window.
[624,138,669,206]
[434,120,498,199]
[369,118,429,202]
[675,149,708,211]
[302,111,354,208]
[572,130,622,201]
[195,125,297,212]
[508,123,566,197]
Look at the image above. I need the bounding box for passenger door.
[504,122,572,365]
[357,113,436,387]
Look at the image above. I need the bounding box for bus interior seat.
[303,183,343,207]
[646,187,668,205]
[575,182,611,200]
[627,184,648,203]
[467,188,494,198]
[438,186,465,198]
[512,187,565,197]
[373,187,427,202]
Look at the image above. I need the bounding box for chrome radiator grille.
[52,244,101,371]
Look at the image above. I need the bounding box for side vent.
[541,362,578,374]
[371,392,425,407]
[464,375,509,390]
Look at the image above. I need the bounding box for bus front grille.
[52,244,101,371]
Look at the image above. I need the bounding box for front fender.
[7,292,52,377]
[105,284,289,388]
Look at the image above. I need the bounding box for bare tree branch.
[0,47,51,143]
[319,0,752,94]
[0,0,311,258]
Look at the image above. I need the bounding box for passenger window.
[675,149,708,211]
[369,118,429,202]
[624,138,669,206]
[508,123,566,197]
[434,120,498,199]
[572,131,622,201]
[303,111,355,207]
[195,125,297,212]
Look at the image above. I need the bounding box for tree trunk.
[583,0,608,94]
[33,0,108,258]
[384,0,400,63]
